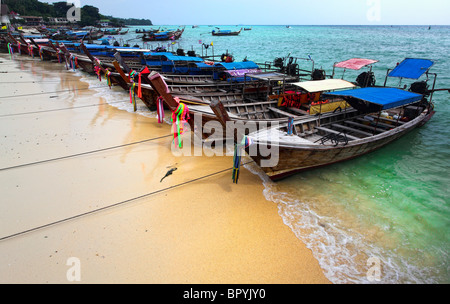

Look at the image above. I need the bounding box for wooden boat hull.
[75,57,95,73]
[249,109,435,181]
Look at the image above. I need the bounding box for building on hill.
[48,17,70,25]
[21,16,43,26]
[99,19,110,27]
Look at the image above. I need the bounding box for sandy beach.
[0,53,330,284]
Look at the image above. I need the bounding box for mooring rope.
[0,84,111,99]
[0,100,130,118]
[0,161,253,242]
[0,134,173,172]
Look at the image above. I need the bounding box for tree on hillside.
[4,0,55,17]
[52,1,71,18]
[79,5,100,26]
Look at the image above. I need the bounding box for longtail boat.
[142,28,184,41]
[332,57,379,87]
[212,28,242,36]
[244,58,443,180]
[146,71,354,142]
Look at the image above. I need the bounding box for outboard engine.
[274,57,284,68]
[410,81,429,95]
[356,71,376,87]
[187,50,196,57]
[176,48,185,56]
[312,69,326,80]
[286,63,299,77]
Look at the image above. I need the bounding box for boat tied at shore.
[236,58,446,181]
[1,30,448,184]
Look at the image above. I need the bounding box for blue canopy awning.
[388,58,434,79]
[142,52,174,57]
[214,61,259,70]
[163,54,203,62]
[192,62,217,69]
[326,87,423,110]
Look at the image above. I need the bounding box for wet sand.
[0,53,330,284]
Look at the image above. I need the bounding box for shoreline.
[0,53,330,284]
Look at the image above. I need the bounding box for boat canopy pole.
[427,72,437,103]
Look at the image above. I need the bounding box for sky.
[40,0,450,25]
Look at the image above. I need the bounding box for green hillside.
[3,0,152,26]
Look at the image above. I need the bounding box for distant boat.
[286,25,291,28]
[211,28,242,36]
[244,27,252,31]
[142,28,185,41]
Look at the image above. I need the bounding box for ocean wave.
[78,73,172,124]
[244,161,443,284]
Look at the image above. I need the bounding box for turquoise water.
[123,25,450,283]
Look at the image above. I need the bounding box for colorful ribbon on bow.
[137,71,142,98]
[27,44,34,58]
[38,45,43,60]
[94,66,101,81]
[105,70,112,88]
[93,57,103,80]
[171,102,189,148]
[17,42,21,55]
[136,67,150,99]
[232,136,252,184]
[130,82,136,111]
[129,70,136,83]
[7,43,13,59]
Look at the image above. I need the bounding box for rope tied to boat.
[232,136,252,184]
[171,101,189,148]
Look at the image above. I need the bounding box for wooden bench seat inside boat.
[331,123,373,137]
[355,117,393,129]
[368,115,405,125]
[344,120,385,133]
[315,126,360,141]
[268,107,297,118]
[288,107,310,115]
